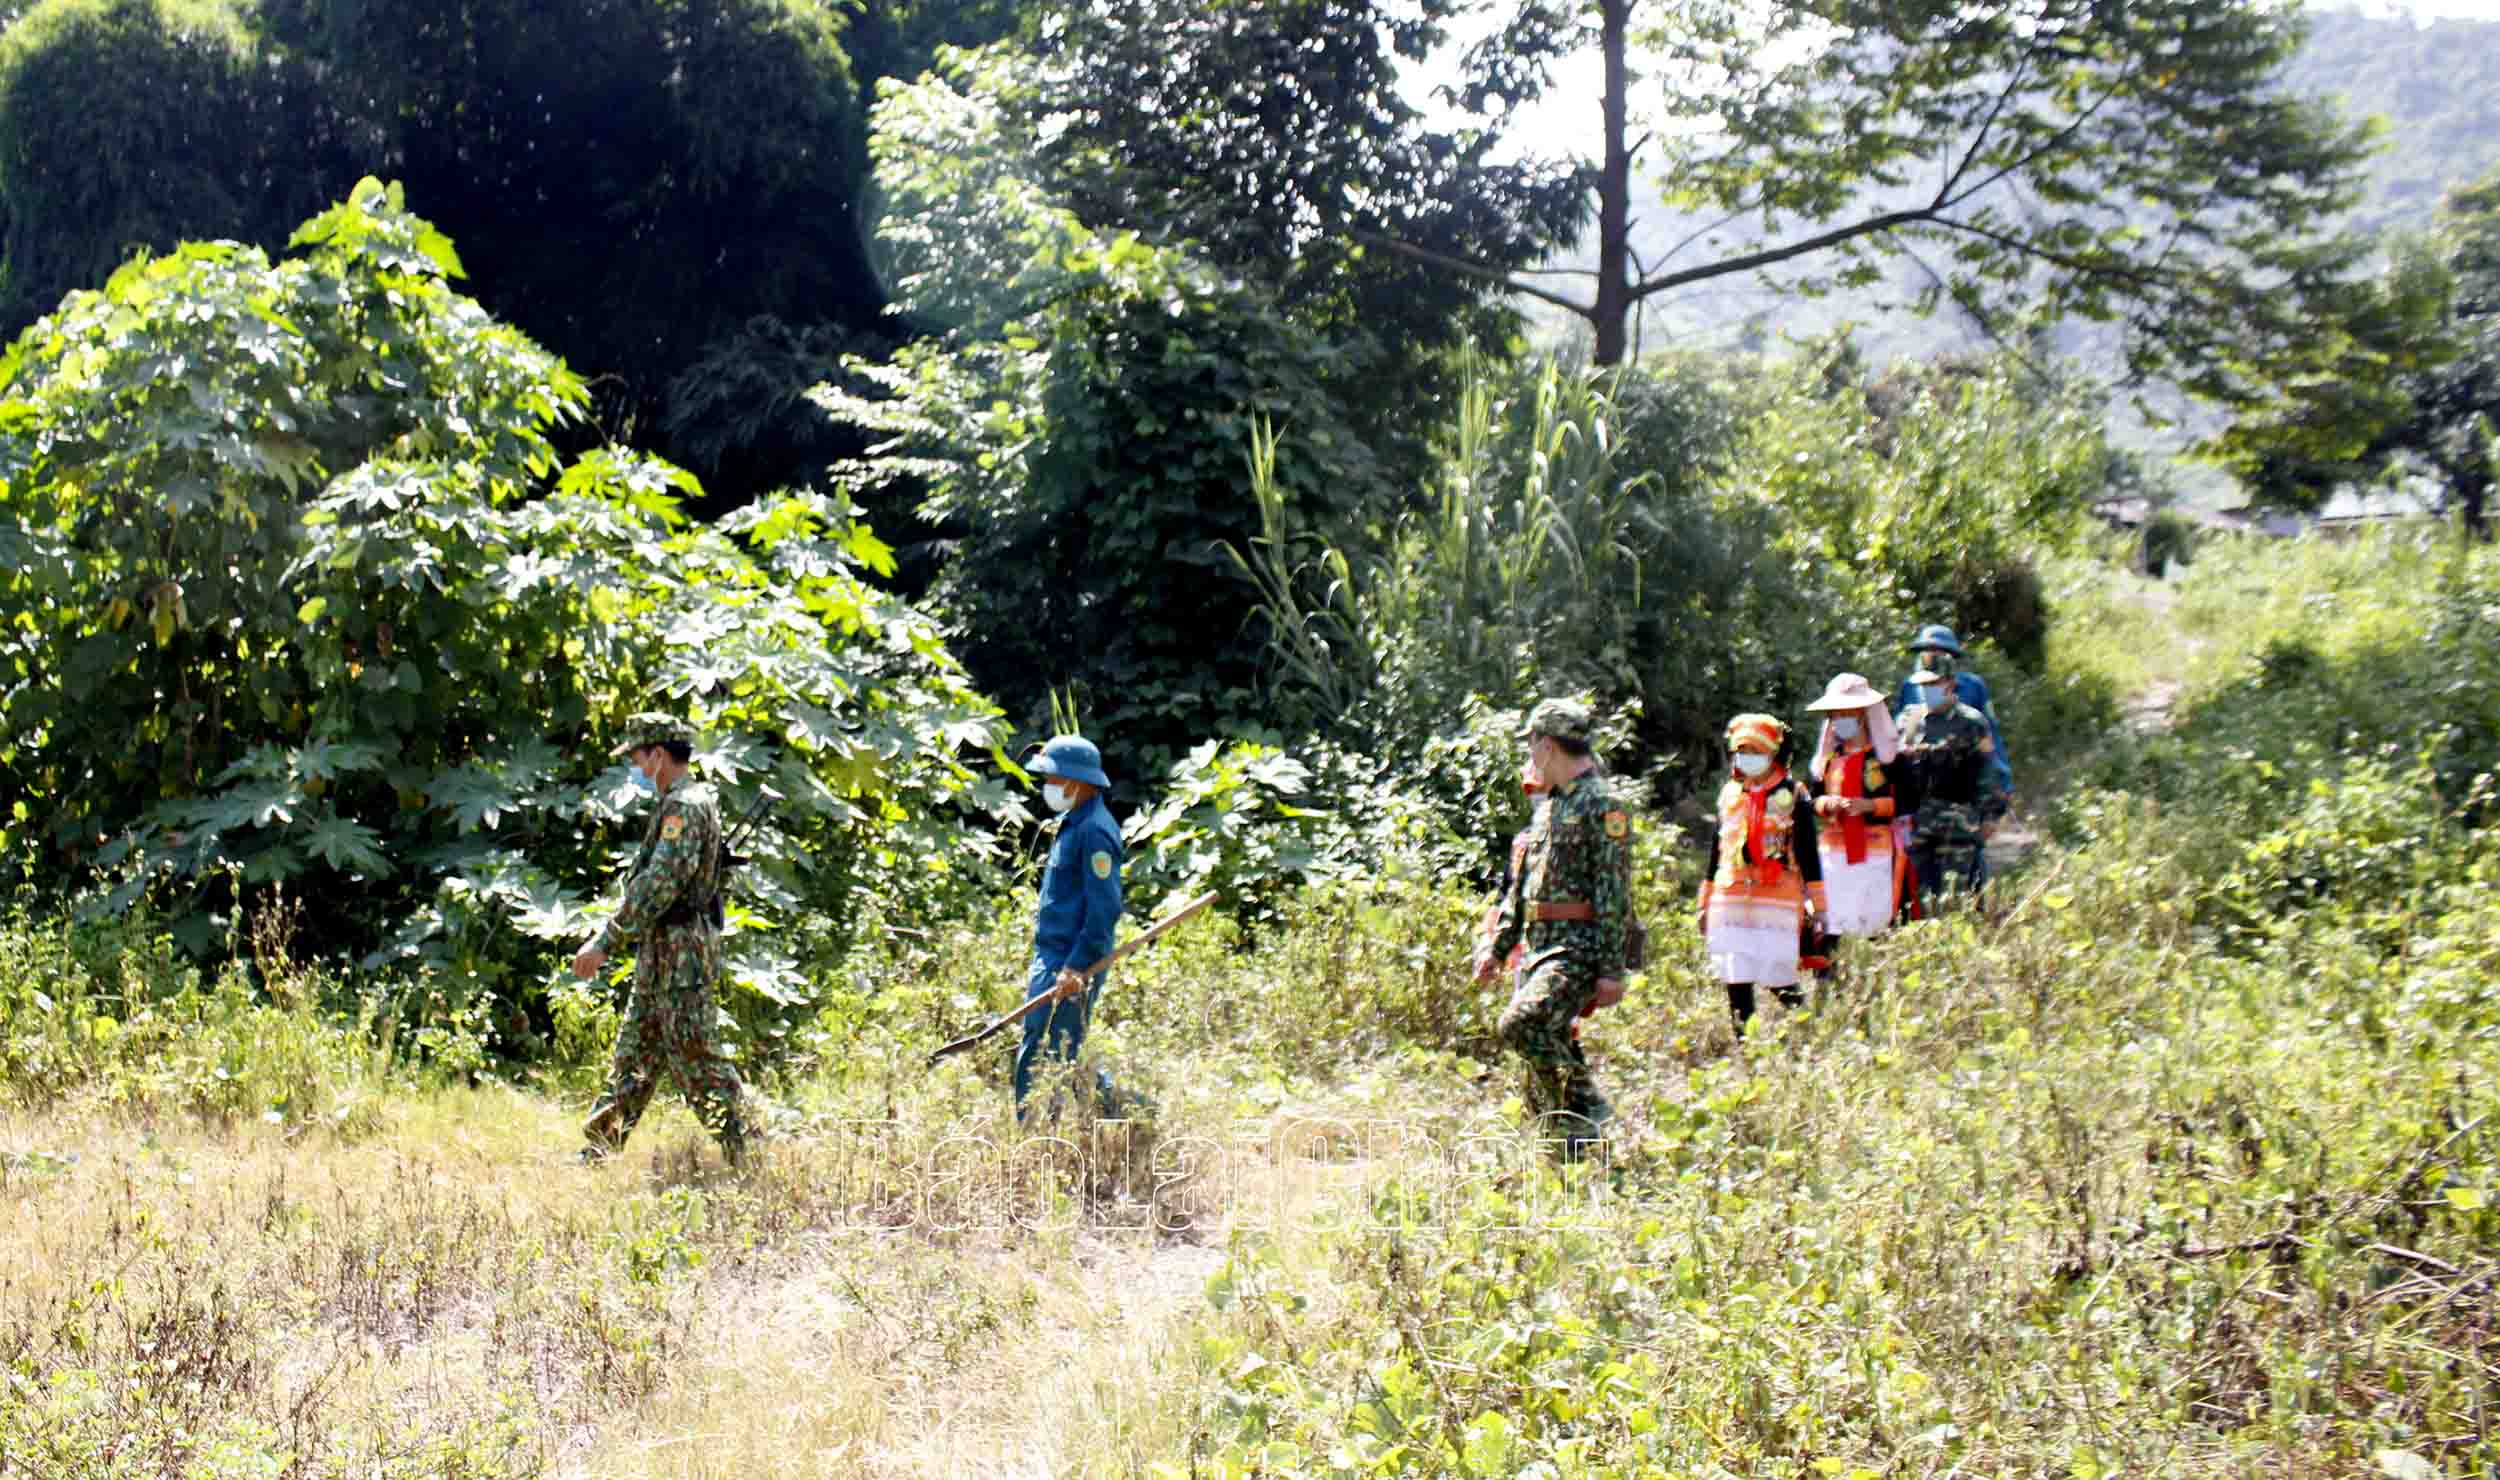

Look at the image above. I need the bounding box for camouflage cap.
[1523,698,1594,746]
[1907,661,1951,686]
[610,712,694,758]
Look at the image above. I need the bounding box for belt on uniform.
[1531,901,1594,922]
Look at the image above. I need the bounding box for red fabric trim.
[1742,768,1788,886]
[1835,751,1871,864]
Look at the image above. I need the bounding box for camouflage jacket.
[1896,702,2010,846]
[596,778,724,952]
[1485,770,1634,976]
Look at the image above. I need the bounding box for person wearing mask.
[1699,714,1826,1037]
[573,715,749,1166]
[1804,673,1905,943]
[1474,700,1632,1157]
[1896,660,2010,909]
[1896,624,2012,805]
[1015,735,1126,1117]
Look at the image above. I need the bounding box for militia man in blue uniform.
[572,715,749,1165]
[1473,699,1633,1156]
[1016,735,1126,1116]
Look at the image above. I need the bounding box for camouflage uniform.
[1483,701,1632,1146]
[582,724,747,1160]
[1895,677,2009,909]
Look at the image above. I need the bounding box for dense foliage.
[1018,0,1584,482]
[0,0,1017,504]
[0,181,1007,1050]
[827,49,1393,769]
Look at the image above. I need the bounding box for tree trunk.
[1590,0,1632,365]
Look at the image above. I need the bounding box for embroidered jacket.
[1811,747,1899,864]
[1698,770,1827,920]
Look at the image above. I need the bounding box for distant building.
[2216,484,2441,538]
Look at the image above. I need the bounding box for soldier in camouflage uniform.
[1473,699,1633,1155]
[1895,662,2010,911]
[571,715,749,1164]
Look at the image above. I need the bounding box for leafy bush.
[1120,740,1329,931]
[1730,344,2109,672]
[0,180,1008,1050]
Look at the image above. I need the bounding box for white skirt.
[1818,847,1895,937]
[1706,919,1801,987]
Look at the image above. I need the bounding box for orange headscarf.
[1726,713,1785,754]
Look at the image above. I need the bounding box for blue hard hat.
[1907,623,1964,655]
[1029,734,1111,789]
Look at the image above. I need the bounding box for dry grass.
[0,1038,1451,1479]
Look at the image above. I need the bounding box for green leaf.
[302,812,391,876]
[426,765,527,833]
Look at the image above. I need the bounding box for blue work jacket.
[1033,795,1124,978]
[1898,670,2014,795]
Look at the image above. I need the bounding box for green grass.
[2,533,2497,1476]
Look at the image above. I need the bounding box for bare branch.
[1937,43,2036,204]
[1937,75,2130,213]
[1653,203,1758,269]
[1351,230,1594,317]
[1627,206,1936,302]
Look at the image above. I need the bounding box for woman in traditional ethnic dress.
[1698,713,1826,1036]
[1804,673,1904,942]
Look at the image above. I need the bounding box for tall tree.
[829,50,1398,764]
[2403,169,2500,536]
[2209,167,2500,536]
[1390,0,2377,392]
[1013,0,1587,479]
[0,0,358,327]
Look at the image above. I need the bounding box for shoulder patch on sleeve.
[1602,810,1629,839]
[1090,850,1114,880]
[661,814,686,841]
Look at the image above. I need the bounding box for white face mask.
[1920,684,1951,709]
[1042,781,1076,814]
[1830,716,1862,741]
[1733,752,1772,778]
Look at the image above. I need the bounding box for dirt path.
[540,1098,1411,1479]
[2122,678,2185,735]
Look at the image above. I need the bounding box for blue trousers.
[1012,957,1111,1112]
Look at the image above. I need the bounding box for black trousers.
[1727,981,1804,1035]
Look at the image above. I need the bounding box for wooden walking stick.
[924,890,1220,1067]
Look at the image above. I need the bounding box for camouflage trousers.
[1497,951,1613,1145]
[583,925,746,1157]
[1911,838,1985,911]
